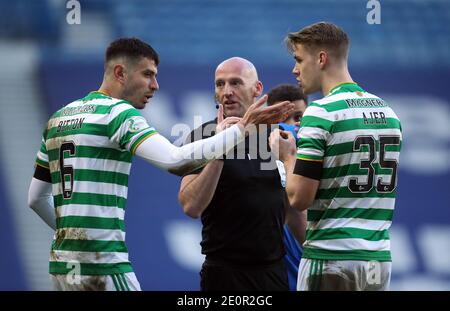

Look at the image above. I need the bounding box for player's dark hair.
[285,22,349,59]
[105,37,159,66]
[267,84,307,106]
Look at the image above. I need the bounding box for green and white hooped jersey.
[35,91,157,275]
[297,83,402,262]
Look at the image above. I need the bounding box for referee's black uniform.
[185,119,288,291]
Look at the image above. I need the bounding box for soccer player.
[267,84,308,127]
[269,22,402,290]
[27,38,293,291]
[267,84,308,291]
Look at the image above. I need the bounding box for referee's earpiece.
[214,94,220,109]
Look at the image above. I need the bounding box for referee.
[178,57,290,291]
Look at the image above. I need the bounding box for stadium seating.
[1,0,449,67]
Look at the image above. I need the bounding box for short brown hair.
[267,84,307,106]
[105,37,159,66]
[285,22,349,59]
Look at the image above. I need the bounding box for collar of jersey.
[326,82,364,97]
[82,91,111,101]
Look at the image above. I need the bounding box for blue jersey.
[279,123,303,291]
[279,123,298,140]
[283,224,303,291]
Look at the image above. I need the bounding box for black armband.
[293,159,323,181]
[34,164,51,182]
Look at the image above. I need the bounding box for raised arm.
[269,128,320,211]
[135,95,293,176]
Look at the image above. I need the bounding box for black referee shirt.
[185,119,286,265]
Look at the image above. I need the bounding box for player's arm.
[135,123,242,176]
[28,132,56,230]
[270,128,319,211]
[284,155,320,212]
[269,105,329,212]
[28,165,56,230]
[135,96,293,176]
[285,194,307,244]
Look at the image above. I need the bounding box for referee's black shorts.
[200,258,289,291]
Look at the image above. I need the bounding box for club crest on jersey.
[127,116,147,133]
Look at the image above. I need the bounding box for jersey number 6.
[59,141,76,199]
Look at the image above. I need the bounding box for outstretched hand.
[238,95,294,134]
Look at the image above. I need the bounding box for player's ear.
[254,80,263,97]
[318,50,328,69]
[113,64,126,84]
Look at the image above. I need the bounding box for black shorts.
[200,258,289,291]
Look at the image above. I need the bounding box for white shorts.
[50,272,141,291]
[297,258,391,291]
